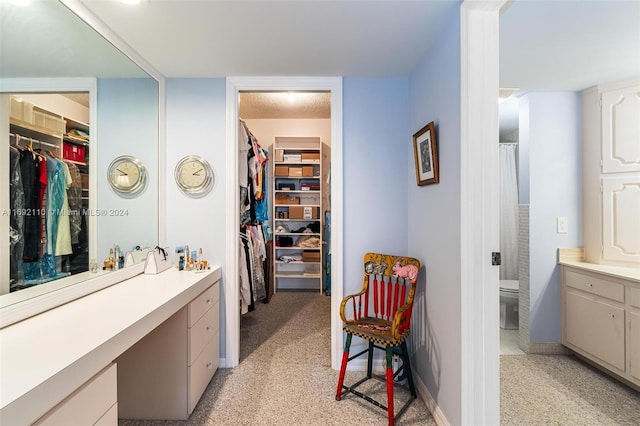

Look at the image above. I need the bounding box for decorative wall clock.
[107,155,148,197]
[174,155,214,197]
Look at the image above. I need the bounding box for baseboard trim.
[528,343,570,355]
[413,372,450,426]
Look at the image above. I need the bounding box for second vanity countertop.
[558,248,640,283]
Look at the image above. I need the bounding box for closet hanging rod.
[9,132,59,150]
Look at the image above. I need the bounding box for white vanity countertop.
[0,266,221,425]
[559,260,640,283]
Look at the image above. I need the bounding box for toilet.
[500,280,519,330]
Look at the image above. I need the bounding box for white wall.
[525,92,582,343]
[165,78,228,349]
[408,8,461,425]
[242,119,331,149]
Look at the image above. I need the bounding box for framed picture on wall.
[413,121,439,186]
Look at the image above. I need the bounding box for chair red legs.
[385,346,395,426]
[335,333,352,400]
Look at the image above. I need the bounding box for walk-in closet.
[237,91,332,359]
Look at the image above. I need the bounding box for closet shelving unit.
[8,95,90,282]
[272,136,324,293]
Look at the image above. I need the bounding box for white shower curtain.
[500,143,519,280]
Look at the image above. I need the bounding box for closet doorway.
[225,77,343,370]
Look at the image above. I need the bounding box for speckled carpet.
[120,292,434,426]
[119,292,639,426]
[500,353,640,426]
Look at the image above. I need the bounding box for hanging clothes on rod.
[238,119,273,312]
[239,119,270,226]
[239,225,268,314]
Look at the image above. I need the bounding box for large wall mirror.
[0,0,160,324]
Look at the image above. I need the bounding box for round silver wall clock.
[175,155,214,197]
[107,155,148,197]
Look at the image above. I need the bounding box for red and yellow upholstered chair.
[335,253,420,426]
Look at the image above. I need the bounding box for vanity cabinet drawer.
[565,290,625,371]
[189,298,219,365]
[188,283,219,327]
[35,363,117,425]
[188,331,220,414]
[565,269,625,303]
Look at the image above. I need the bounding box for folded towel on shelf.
[280,254,303,263]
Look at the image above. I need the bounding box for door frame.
[224,77,344,369]
[460,1,507,424]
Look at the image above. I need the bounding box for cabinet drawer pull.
[206,298,212,305]
[206,362,213,369]
[206,325,213,332]
[609,313,616,319]
[586,283,593,288]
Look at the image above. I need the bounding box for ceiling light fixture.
[288,92,296,103]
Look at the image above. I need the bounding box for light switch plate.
[557,216,568,234]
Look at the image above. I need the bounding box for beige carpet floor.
[120,292,639,425]
[500,353,640,426]
[120,292,434,426]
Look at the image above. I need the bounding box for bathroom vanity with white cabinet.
[0,267,221,425]
[559,249,640,390]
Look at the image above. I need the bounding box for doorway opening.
[224,77,343,370]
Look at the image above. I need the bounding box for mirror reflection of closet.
[0,0,160,319]
[7,92,90,293]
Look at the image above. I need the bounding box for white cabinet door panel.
[565,290,625,371]
[601,85,640,173]
[602,176,640,263]
[630,312,640,381]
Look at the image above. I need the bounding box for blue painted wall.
[408,7,462,425]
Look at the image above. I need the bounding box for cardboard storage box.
[275,165,289,176]
[81,173,89,190]
[301,152,320,161]
[275,194,300,205]
[302,166,314,177]
[302,251,321,262]
[298,194,318,205]
[288,167,303,177]
[289,206,318,219]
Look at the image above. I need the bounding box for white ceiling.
[80,0,459,78]
[77,0,639,90]
[500,0,640,94]
[2,1,638,119]
[79,0,638,119]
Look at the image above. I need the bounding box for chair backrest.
[357,253,420,336]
